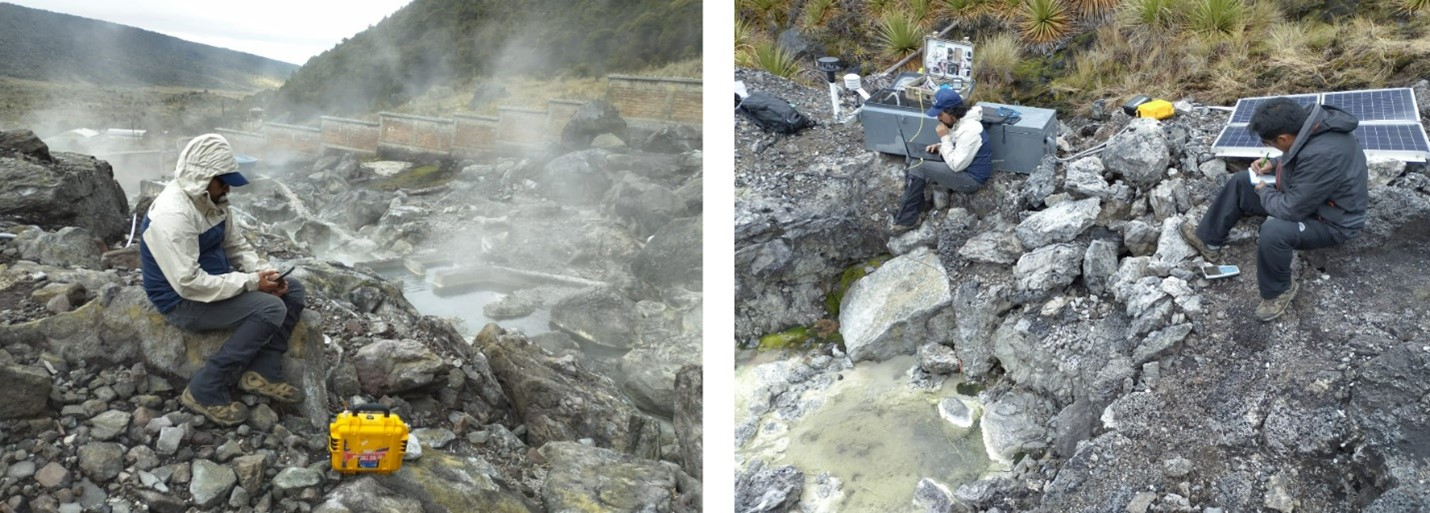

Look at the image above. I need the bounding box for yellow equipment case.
[1136,99,1176,120]
[329,404,409,474]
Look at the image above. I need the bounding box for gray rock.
[1152,217,1198,266]
[7,460,35,479]
[981,391,1052,464]
[1065,157,1113,199]
[351,339,448,396]
[674,365,702,480]
[1127,491,1157,513]
[1132,323,1192,365]
[918,343,962,375]
[227,486,251,509]
[1083,239,1119,296]
[540,149,612,205]
[156,426,185,455]
[1348,340,1430,486]
[839,247,953,363]
[77,442,124,482]
[249,403,279,432]
[550,287,638,350]
[273,466,322,495]
[36,461,69,488]
[482,295,536,320]
[1263,472,1297,512]
[89,410,131,441]
[992,314,1074,404]
[477,325,659,458]
[231,454,268,494]
[1103,118,1171,187]
[0,143,130,241]
[31,281,87,306]
[952,281,1015,380]
[13,226,105,269]
[1163,457,1193,478]
[0,128,53,161]
[539,441,678,513]
[1149,180,1185,222]
[1198,159,1227,181]
[189,459,237,509]
[1022,154,1057,208]
[1015,198,1102,250]
[735,460,803,513]
[1365,486,1430,513]
[0,363,51,419]
[601,174,688,239]
[411,428,457,449]
[939,397,978,428]
[958,229,1024,265]
[1014,243,1084,300]
[561,101,627,151]
[1366,156,1406,189]
[1121,220,1159,257]
[632,215,702,292]
[318,477,423,512]
[914,478,972,513]
[619,333,699,417]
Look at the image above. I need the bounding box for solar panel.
[1229,94,1319,124]
[1324,89,1419,122]
[1352,124,1430,153]
[1213,125,1262,150]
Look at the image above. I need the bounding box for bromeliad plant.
[1019,0,1072,45]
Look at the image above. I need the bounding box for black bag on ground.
[737,92,815,134]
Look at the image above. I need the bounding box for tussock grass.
[876,13,925,57]
[1069,0,1118,18]
[972,33,1020,102]
[752,41,800,79]
[1120,0,1178,32]
[1400,0,1430,13]
[1019,0,1073,45]
[1185,0,1246,37]
[800,0,836,28]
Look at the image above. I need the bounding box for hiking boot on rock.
[1255,280,1299,322]
[238,371,304,403]
[1179,220,1222,261]
[181,387,250,426]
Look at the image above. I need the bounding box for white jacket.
[141,134,265,304]
[935,105,985,173]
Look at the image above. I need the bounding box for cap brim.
[926,106,942,117]
[217,172,249,187]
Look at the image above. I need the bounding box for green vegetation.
[273,0,700,120]
[825,255,893,318]
[752,42,800,79]
[737,0,1430,113]
[371,164,456,191]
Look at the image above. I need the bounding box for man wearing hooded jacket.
[893,88,994,232]
[141,133,305,426]
[1181,97,1369,322]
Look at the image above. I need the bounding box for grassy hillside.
[737,0,1430,113]
[271,0,702,120]
[0,2,297,91]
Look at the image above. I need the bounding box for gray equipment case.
[860,93,1058,174]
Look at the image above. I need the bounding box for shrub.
[751,40,800,78]
[1019,0,1073,45]
[1186,0,1246,37]
[876,13,924,57]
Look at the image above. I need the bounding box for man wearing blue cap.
[140,133,305,426]
[894,88,994,232]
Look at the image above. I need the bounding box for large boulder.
[1015,198,1102,250]
[1064,156,1113,199]
[540,149,613,206]
[321,450,537,513]
[0,142,130,242]
[1014,243,1085,300]
[734,461,803,513]
[561,101,627,150]
[550,287,638,350]
[539,442,681,513]
[632,216,702,292]
[606,152,701,189]
[0,129,53,161]
[0,285,331,427]
[476,325,660,458]
[980,391,1054,465]
[618,334,699,417]
[601,175,688,239]
[0,363,52,420]
[839,247,954,363]
[351,339,450,396]
[13,226,105,269]
[1102,118,1170,187]
[674,365,702,480]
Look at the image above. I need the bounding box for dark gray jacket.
[1256,104,1369,240]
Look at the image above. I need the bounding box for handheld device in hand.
[277,267,295,280]
[1200,264,1240,280]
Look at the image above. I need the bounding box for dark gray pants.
[165,278,305,404]
[1195,176,1342,299]
[895,161,983,226]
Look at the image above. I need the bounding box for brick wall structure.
[321,117,379,156]
[217,74,699,161]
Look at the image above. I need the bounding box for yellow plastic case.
[328,405,409,474]
[1137,99,1175,120]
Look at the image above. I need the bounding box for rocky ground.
[735,69,1430,512]
[0,110,703,513]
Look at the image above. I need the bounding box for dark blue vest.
[967,130,994,183]
[139,216,232,313]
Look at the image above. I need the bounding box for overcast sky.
[5,0,414,65]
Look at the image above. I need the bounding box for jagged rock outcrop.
[549,286,638,350]
[839,247,953,362]
[539,442,682,513]
[673,365,702,480]
[12,226,105,269]
[632,215,702,293]
[561,101,627,151]
[0,131,130,242]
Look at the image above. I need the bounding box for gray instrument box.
[860,93,1058,174]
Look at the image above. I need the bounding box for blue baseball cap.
[218,155,257,187]
[926,88,964,117]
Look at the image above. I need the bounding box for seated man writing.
[1180,97,1369,321]
[141,134,306,426]
[893,88,994,232]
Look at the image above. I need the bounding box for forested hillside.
[0,2,297,90]
[271,0,702,119]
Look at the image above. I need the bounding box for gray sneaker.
[1255,280,1299,322]
[1179,220,1221,261]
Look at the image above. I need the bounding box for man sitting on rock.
[893,88,993,233]
[140,133,305,426]
[1181,97,1368,322]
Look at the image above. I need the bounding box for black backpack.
[736,92,815,134]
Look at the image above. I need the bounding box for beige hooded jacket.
[141,134,266,303]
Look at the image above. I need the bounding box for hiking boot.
[1179,220,1222,261]
[180,387,249,427]
[891,222,916,234]
[1255,280,1299,322]
[238,371,304,403]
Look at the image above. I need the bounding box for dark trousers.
[1195,176,1341,299]
[895,161,983,226]
[164,278,306,404]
